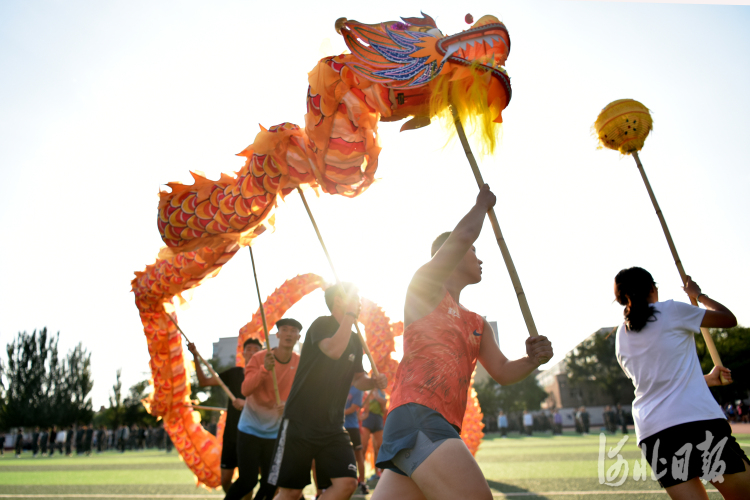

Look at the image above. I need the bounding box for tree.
[565,329,631,405]
[122,378,158,427]
[1,328,93,428]
[1,328,58,427]
[60,343,94,425]
[95,372,157,428]
[95,368,125,429]
[695,326,750,405]
[475,374,548,416]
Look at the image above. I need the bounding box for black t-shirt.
[219,366,245,442]
[283,315,364,432]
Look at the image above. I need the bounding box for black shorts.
[639,418,749,488]
[268,419,357,490]
[221,431,238,469]
[346,427,362,450]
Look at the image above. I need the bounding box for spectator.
[39,428,49,456]
[75,425,84,454]
[32,427,40,457]
[523,410,533,436]
[85,424,94,455]
[580,406,590,434]
[553,409,562,435]
[497,411,508,438]
[64,426,73,455]
[616,403,628,434]
[15,428,24,457]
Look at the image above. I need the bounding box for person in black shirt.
[64,426,73,456]
[84,425,94,455]
[49,426,57,456]
[75,425,84,454]
[15,429,24,457]
[39,428,49,456]
[189,338,262,493]
[31,427,40,457]
[269,283,387,500]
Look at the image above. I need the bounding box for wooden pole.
[451,108,544,356]
[248,246,282,405]
[188,405,225,412]
[632,151,725,379]
[296,187,380,377]
[165,313,237,402]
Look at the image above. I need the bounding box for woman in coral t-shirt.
[372,185,554,500]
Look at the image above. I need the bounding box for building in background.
[212,335,280,368]
[213,335,301,368]
[535,327,634,428]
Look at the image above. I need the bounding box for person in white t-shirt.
[614,266,750,499]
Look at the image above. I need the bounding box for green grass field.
[1,432,748,499]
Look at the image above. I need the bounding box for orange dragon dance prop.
[133,13,504,487]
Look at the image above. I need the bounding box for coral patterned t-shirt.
[389,291,485,430]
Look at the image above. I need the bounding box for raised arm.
[187,343,218,387]
[477,318,553,386]
[405,185,496,324]
[682,277,737,329]
[319,288,361,360]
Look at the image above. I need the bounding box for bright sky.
[1,1,748,409]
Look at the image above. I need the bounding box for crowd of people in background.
[493,404,634,437]
[4,422,174,457]
[723,401,749,423]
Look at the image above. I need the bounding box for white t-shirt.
[615,299,725,443]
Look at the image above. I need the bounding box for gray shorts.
[376,403,461,477]
[392,430,448,476]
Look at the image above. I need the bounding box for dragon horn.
[335,17,348,34]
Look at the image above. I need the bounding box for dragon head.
[436,15,510,75]
[337,13,510,93]
[336,13,511,150]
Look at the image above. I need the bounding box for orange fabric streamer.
[460,370,485,456]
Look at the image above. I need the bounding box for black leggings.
[224,431,276,500]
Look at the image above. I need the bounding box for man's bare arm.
[319,315,357,360]
[406,185,496,322]
[187,343,218,387]
[319,288,361,360]
[478,319,553,386]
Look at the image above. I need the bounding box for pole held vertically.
[632,151,725,378]
[296,187,380,377]
[451,107,542,349]
[248,246,282,404]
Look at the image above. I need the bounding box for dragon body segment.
[134,13,505,488]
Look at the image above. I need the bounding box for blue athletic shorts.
[361,412,384,432]
[375,403,460,476]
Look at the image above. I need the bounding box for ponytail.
[614,267,659,332]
